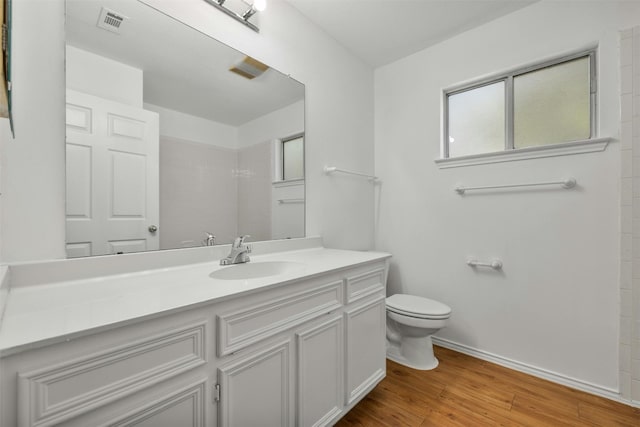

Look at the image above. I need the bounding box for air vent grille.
[97,7,127,34]
[229,56,269,80]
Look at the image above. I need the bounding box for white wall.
[238,100,305,241]
[66,46,143,107]
[238,99,304,149]
[145,103,238,150]
[146,104,240,248]
[374,0,640,393]
[0,0,66,262]
[159,136,238,248]
[237,141,272,241]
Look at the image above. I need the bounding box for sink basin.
[209,261,304,280]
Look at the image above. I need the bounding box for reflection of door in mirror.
[65,90,159,258]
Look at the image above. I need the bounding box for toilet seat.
[387,294,451,320]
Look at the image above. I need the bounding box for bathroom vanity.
[0,238,390,427]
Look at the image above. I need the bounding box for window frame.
[442,49,597,159]
[274,132,304,183]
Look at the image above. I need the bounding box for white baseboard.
[431,336,640,409]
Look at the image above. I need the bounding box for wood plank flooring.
[335,346,640,426]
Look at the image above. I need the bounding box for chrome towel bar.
[455,177,576,194]
[324,166,378,181]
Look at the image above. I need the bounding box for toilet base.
[386,335,439,370]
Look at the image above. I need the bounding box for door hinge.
[214,383,221,403]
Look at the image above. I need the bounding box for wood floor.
[335,346,640,427]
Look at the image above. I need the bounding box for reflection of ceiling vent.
[97,7,128,34]
[230,56,269,80]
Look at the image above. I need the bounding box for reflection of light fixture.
[203,0,267,33]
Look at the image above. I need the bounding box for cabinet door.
[217,339,292,427]
[296,316,343,427]
[344,296,386,405]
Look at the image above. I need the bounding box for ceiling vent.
[97,7,128,34]
[230,56,269,80]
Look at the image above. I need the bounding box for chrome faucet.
[203,232,216,246]
[220,235,251,265]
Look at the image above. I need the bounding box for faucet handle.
[203,232,216,246]
[234,235,250,247]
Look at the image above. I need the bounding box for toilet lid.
[387,294,451,319]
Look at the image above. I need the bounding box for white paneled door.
[65,90,159,257]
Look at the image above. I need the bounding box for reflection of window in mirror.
[282,135,304,181]
[273,134,304,182]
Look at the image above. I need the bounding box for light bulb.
[253,0,267,12]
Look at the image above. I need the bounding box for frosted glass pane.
[448,82,505,157]
[283,136,303,180]
[514,56,590,148]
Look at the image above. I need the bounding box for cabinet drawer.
[100,380,207,427]
[217,280,342,356]
[345,268,385,304]
[18,322,207,427]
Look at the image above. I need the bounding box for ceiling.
[285,0,538,67]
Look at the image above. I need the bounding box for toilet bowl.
[386,294,451,370]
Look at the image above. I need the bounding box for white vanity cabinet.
[1,307,215,427]
[0,257,388,427]
[213,262,387,427]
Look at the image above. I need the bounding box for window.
[279,134,304,181]
[443,50,596,160]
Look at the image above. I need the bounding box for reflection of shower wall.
[159,137,238,249]
[237,141,272,242]
[238,100,305,241]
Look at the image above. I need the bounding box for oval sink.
[209,261,304,280]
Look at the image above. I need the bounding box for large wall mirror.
[64,0,305,258]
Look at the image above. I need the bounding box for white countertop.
[0,247,390,356]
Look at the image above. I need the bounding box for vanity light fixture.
[203,0,266,33]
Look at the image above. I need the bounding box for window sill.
[434,137,611,169]
[272,178,304,188]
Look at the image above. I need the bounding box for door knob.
[148,225,158,233]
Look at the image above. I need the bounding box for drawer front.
[217,280,343,356]
[345,268,385,304]
[18,322,207,427]
[100,380,207,427]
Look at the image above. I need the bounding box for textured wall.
[619,25,640,404]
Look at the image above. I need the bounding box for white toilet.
[386,294,452,370]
